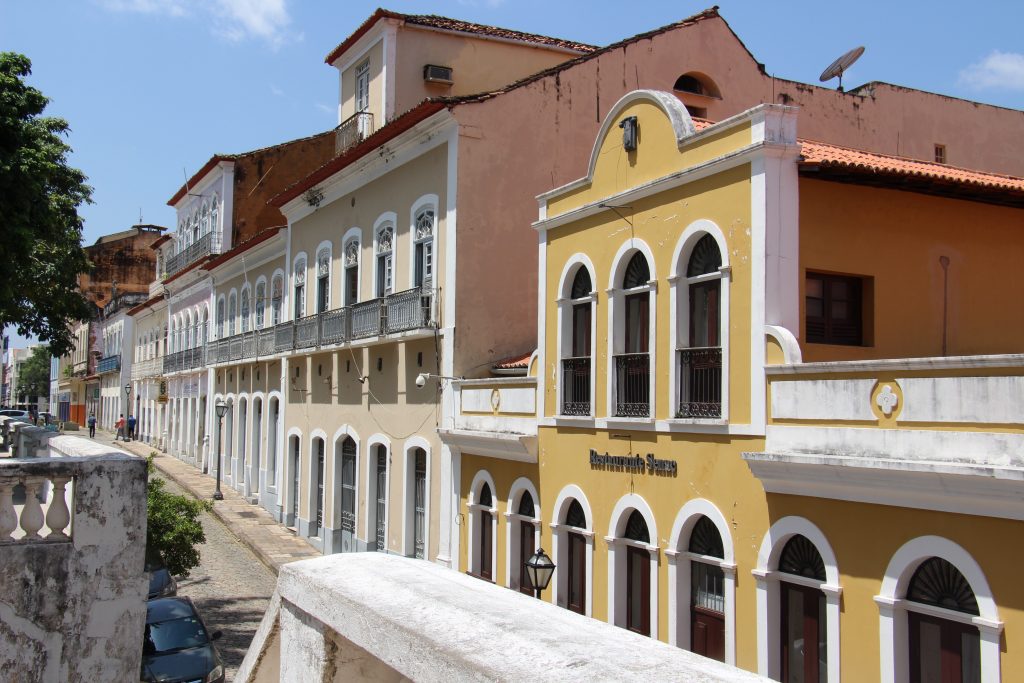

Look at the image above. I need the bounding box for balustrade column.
[20,481,44,540]
[0,482,16,540]
[44,477,71,539]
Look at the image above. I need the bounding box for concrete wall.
[0,438,147,682]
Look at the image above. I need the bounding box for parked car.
[0,409,32,421]
[145,553,178,600]
[141,597,224,683]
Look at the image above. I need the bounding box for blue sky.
[2,0,1023,348]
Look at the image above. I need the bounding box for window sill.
[552,416,595,427]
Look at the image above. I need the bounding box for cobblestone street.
[155,473,276,682]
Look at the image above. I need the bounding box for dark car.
[146,554,178,599]
[141,597,224,683]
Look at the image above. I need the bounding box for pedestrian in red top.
[115,414,125,442]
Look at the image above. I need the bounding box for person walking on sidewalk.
[87,413,96,438]
[115,414,125,442]
[127,414,136,442]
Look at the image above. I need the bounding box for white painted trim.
[666,499,737,664]
[555,254,597,418]
[403,436,432,560]
[606,239,657,419]
[269,268,286,327]
[365,433,392,549]
[606,493,659,639]
[876,535,1002,683]
[291,252,308,321]
[467,469,498,580]
[764,325,802,364]
[767,353,1024,376]
[504,477,541,591]
[408,193,439,292]
[313,239,333,313]
[753,516,841,681]
[669,220,730,424]
[373,212,397,296]
[329,425,360,547]
[551,485,594,615]
[440,123,459,570]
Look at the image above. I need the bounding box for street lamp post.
[524,547,556,600]
[213,399,228,501]
[124,383,132,441]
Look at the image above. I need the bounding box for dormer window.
[355,60,370,113]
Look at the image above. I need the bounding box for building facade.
[454,90,1024,681]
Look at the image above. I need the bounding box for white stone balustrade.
[0,474,73,542]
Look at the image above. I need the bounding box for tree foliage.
[0,52,94,357]
[146,456,212,577]
[16,344,51,401]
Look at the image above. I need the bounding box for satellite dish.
[819,46,865,92]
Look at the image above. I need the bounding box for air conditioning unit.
[423,64,453,85]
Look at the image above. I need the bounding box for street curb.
[153,455,284,577]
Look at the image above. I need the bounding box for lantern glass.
[524,547,555,591]
[215,400,229,419]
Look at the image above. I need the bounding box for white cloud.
[98,0,295,47]
[959,50,1024,91]
[270,84,285,97]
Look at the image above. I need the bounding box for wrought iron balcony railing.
[677,347,722,418]
[97,355,121,374]
[130,357,162,380]
[162,346,206,374]
[335,111,374,154]
[164,231,216,280]
[205,287,436,366]
[102,292,148,319]
[561,357,591,416]
[613,352,650,418]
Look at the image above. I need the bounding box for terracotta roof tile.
[493,352,533,370]
[324,8,595,64]
[799,140,1024,192]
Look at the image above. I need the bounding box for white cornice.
[743,450,1024,521]
[437,428,537,463]
[768,353,1024,375]
[280,111,456,224]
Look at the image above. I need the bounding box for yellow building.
[455,90,1024,682]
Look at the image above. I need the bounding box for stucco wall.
[798,178,1024,361]
[0,444,147,682]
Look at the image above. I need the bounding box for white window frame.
[556,256,597,419]
[341,228,362,306]
[254,277,267,329]
[550,485,594,616]
[292,253,308,320]
[373,213,396,298]
[752,516,842,682]
[670,221,731,424]
[409,195,438,290]
[605,493,660,639]
[227,289,238,336]
[606,240,657,422]
[401,436,431,559]
[666,499,737,665]
[270,271,284,326]
[467,469,498,580]
[876,535,1002,683]
[355,59,370,113]
[315,241,333,314]
[240,286,251,333]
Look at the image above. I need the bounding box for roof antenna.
[138,208,143,225]
[819,46,865,92]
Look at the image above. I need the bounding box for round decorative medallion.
[490,389,501,412]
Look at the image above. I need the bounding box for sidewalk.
[95,431,320,575]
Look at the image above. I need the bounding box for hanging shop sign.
[157,379,168,403]
[589,448,677,475]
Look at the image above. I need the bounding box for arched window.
[624,509,652,636]
[906,557,980,681]
[688,516,725,661]
[227,291,237,336]
[240,288,251,333]
[376,225,394,297]
[216,297,225,338]
[562,266,593,416]
[778,535,827,682]
[615,252,651,417]
[293,257,306,319]
[200,202,210,236]
[343,239,359,305]
[413,209,434,288]
[271,275,283,325]
[512,487,538,595]
[679,234,723,418]
[478,483,494,581]
[337,436,357,552]
[209,196,219,237]
[564,498,588,615]
[201,308,208,344]
[191,207,201,243]
[316,247,330,313]
[255,281,266,329]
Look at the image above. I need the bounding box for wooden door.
[519,521,536,595]
[479,510,493,580]
[691,561,725,661]
[567,532,586,615]
[781,582,826,682]
[909,611,981,683]
[626,545,651,636]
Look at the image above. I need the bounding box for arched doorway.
[778,535,828,682]
[907,557,981,682]
[624,510,652,636]
[688,515,726,661]
[335,436,357,552]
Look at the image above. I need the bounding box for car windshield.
[144,617,209,654]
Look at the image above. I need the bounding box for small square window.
[934,144,946,164]
[805,272,865,346]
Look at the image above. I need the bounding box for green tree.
[0,52,94,358]
[17,345,51,401]
[146,456,212,577]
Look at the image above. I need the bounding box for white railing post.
[45,476,72,539]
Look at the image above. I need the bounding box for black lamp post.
[124,384,132,440]
[213,399,228,501]
[524,547,556,599]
